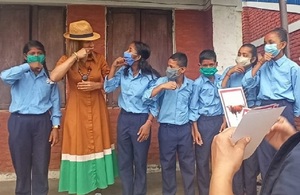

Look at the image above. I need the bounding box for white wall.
[212,0,243,73]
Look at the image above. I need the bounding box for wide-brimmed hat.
[63,20,100,41]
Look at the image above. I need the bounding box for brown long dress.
[56,52,118,195]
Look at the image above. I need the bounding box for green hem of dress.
[59,150,118,195]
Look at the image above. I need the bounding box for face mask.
[200,67,218,77]
[27,54,45,64]
[123,51,135,66]
[166,67,180,81]
[235,56,251,66]
[264,43,280,57]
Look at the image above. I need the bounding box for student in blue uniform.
[0,40,61,195]
[143,52,195,195]
[104,41,160,195]
[189,49,226,195]
[220,44,259,195]
[242,27,300,180]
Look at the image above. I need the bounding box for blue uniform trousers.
[158,123,195,195]
[117,109,151,195]
[257,99,295,180]
[8,112,52,195]
[195,115,223,195]
[233,149,259,195]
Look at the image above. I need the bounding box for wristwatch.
[52,125,60,129]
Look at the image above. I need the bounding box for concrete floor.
[0,172,186,195]
[0,172,261,195]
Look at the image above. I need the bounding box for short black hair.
[199,49,217,64]
[169,52,188,67]
[240,43,258,66]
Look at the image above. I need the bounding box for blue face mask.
[27,54,45,64]
[123,51,135,66]
[264,43,280,57]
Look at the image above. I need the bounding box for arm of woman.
[210,127,250,195]
[50,54,77,82]
[50,48,87,82]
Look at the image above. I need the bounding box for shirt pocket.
[38,83,52,100]
[273,71,291,89]
[200,87,216,106]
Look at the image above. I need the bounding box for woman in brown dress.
[50,20,118,195]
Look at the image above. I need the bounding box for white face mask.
[235,56,251,66]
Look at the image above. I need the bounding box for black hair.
[240,43,258,66]
[199,49,217,63]
[268,27,288,52]
[169,52,188,67]
[23,40,50,78]
[269,27,288,42]
[124,41,160,78]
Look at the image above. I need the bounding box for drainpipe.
[279,0,290,57]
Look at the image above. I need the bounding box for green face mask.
[200,67,218,77]
[27,54,45,64]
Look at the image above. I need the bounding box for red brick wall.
[242,7,300,43]
[175,8,213,80]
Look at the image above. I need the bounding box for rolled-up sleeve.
[142,77,167,104]
[0,63,31,85]
[104,67,123,93]
[242,68,260,89]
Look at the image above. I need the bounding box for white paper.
[218,87,248,127]
[232,106,285,159]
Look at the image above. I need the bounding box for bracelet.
[52,125,60,129]
[73,52,79,61]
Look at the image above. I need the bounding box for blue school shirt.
[242,55,300,117]
[142,76,193,125]
[104,66,158,117]
[189,74,223,122]
[0,63,61,126]
[220,66,260,108]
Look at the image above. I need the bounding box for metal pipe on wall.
[279,0,290,57]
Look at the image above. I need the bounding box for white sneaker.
[95,193,102,195]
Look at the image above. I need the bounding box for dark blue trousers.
[257,99,295,180]
[233,150,259,195]
[117,110,150,195]
[158,123,195,195]
[195,115,223,195]
[8,112,52,195]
